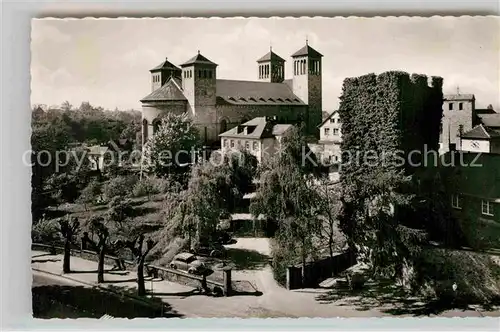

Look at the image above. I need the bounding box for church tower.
[180,51,218,115]
[257,47,285,83]
[291,41,323,135]
[149,57,182,92]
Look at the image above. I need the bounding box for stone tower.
[440,93,476,152]
[180,51,218,116]
[257,47,285,83]
[149,58,182,92]
[291,41,323,136]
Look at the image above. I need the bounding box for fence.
[32,242,231,296]
[286,250,356,290]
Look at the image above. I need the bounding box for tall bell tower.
[292,40,323,135]
[257,47,285,83]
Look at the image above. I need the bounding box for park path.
[31,248,497,318]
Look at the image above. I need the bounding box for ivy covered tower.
[257,47,285,83]
[291,41,323,136]
[149,57,182,92]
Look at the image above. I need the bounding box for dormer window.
[259,97,266,102]
[285,98,292,102]
[268,98,275,102]
[277,98,284,102]
[239,97,247,102]
[249,97,257,102]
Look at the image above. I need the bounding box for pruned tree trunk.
[63,238,71,273]
[137,256,146,296]
[97,245,106,283]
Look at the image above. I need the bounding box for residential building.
[219,116,293,163]
[140,42,323,147]
[460,124,500,154]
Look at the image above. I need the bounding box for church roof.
[150,58,181,72]
[219,117,292,139]
[215,79,305,106]
[140,77,187,103]
[257,50,285,63]
[477,114,500,128]
[291,44,323,58]
[180,52,218,67]
[461,124,500,140]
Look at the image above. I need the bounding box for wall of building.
[141,102,188,142]
[319,113,342,142]
[460,138,490,153]
[440,98,475,150]
[491,140,500,154]
[221,137,263,162]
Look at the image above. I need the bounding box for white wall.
[461,138,490,153]
[320,112,342,142]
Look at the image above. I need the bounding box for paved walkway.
[31,250,500,318]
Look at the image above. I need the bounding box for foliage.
[106,196,135,226]
[132,176,161,199]
[337,72,444,279]
[251,128,322,282]
[31,218,60,244]
[410,248,500,304]
[102,175,138,201]
[142,113,201,177]
[77,180,103,210]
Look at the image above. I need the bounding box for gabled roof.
[87,146,109,156]
[150,57,182,72]
[180,52,217,67]
[140,77,187,103]
[461,124,500,139]
[477,114,500,128]
[318,111,339,127]
[215,79,305,106]
[219,117,292,139]
[443,94,475,101]
[257,50,285,63]
[291,44,323,58]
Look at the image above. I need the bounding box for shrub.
[411,248,500,304]
[77,180,102,209]
[32,218,60,244]
[132,177,160,199]
[107,196,135,225]
[103,175,138,201]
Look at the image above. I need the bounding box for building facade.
[219,116,292,163]
[140,42,323,147]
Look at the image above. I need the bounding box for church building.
[140,42,323,146]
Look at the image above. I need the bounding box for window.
[198,70,202,78]
[237,140,241,147]
[482,200,494,216]
[208,70,212,79]
[253,141,258,150]
[459,102,463,110]
[230,140,234,148]
[223,139,228,148]
[333,128,339,135]
[245,141,250,150]
[449,103,453,110]
[324,128,330,136]
[330,118,335,123]
[203,70,207,78]
[451,194,462,209]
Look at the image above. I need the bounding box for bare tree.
[87,216,109,283]
[123,234,157,296]
[57,217,80,273]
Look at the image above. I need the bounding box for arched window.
[142,118,149,142]
[220,119,228,133]
[203,70,207,78]
[208,70,212,79]
[152,118,161,135]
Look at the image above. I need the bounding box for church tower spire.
[257,48,285,83]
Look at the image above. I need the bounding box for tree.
[142,113,201,178]
[251,132,322,284]
[86,216,109,283]
[77,180,102,210]
[56,217,80,273]
[121,234,157,296]
[315,178,346,260]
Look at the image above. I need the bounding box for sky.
[31,17,499,111]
